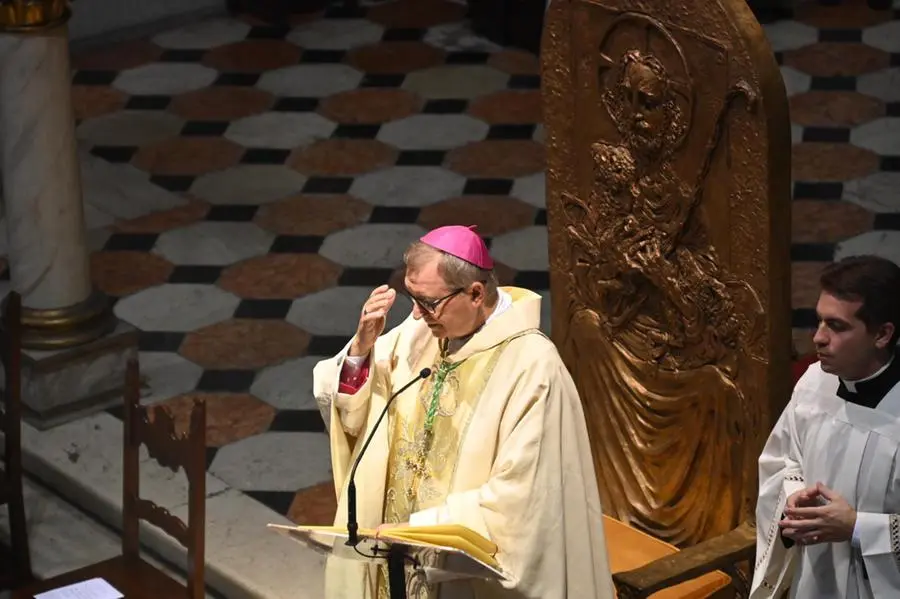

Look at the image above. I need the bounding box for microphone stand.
[345,367,432,547]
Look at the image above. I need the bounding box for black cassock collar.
[837,348,900,410]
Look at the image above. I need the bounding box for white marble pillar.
[0,25,92,312]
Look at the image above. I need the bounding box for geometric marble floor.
[4,0,900,528]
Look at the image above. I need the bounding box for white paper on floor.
[34,578,123,599]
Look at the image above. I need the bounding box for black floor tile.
[368,206,420,223]
[205,205,259,221]
[333,124,381,139]
[244,490,295,517]
[242,148,291,164]
[802,127,850,143]
[360,73,405,87]
[338,268,395,286]
[125,95,172,110]
[396,150,446,166]
[196,369,256,392]
[273,97,320,112]
[138,331,186,352]
[72,70,117,85]
[514,270,550,290]
[160,49,207,62]
[268,410,327,433]
[234,299,293,319]
[422,99,468,114]
[270,235,324,253]
[381,28,425,41]
[182,121,230,136]
[90,146,137,163]
[791,243,836,262]
[303,177,353,194]
[103,233,159,251]
[168,266,223,284]
[793,182,843,200]
[306,335,349,356]
[446,52,490,64]
[463,179,513,195]
[214,72,261,86]
[487,124,536,139]
[300,49,346,63]
[873,213,900,230]
[150,175,195,192]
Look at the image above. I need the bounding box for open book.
[268,523,506,582]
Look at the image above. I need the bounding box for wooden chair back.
[542,0,793,549]
[0,292,33,586]
[121,358,206,599]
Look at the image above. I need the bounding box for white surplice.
[750,362,900,598]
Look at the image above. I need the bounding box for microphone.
[346,367,432,546]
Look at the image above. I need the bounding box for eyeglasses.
[403,287,464,315]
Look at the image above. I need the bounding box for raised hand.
[349,285,396,357]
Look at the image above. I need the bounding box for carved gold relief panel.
[542,0,792,546]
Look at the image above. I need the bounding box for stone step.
[1,412,325,598]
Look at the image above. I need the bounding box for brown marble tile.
[288,139,397,176]
[132,137,245,176]
[90,251,174,297]
[488,49,540,75]
[169,86,274,121]
[784,43,888,77]
[180,319,310,369]
[203,40,302,72]
[287,482,338,525]
[792,199,874,244]
[792,142,879,182]
[318,88,421,124]
[218,254,342,299]
[155,392,275,448]
[71,86,128,120]
[418,196,535,236]
[367,0,465,28]
[347,41,445,74]
[114,200,210,234]
[789,91,884,128]
[792,261,829,310]
[255,194,372,236]
[447,140,545,178]
[71,39,162,70]
[795,1,891,28]
[467,90,542,124]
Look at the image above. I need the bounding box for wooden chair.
[13,359,207,598]
[0,292,34,589]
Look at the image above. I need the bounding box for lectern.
[268,523,507,598]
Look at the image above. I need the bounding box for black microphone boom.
[346,367,432,546]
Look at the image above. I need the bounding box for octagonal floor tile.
[77,111,184,147]
[287,481,337,525]
[191,165,308,205]
[137,351,205,405]
[225,112,336,149]
[792,262,828,311]
[319,223,426,268]
[403,65,508,100]
[286,18,384,50]
[468,90,542,124]
[792,142,880,181]
[72,39,162,70]
[154,221,274,266]
[857,68,900,103]
[834,231,900,266]
[158,392,275,447]
[850,117,900,155]
[254,194,372,236]
[288,139,397,176]
[202,40,302,72]
[251,356,324,411]
[761,21,818,52]
[487,49,539,75]
[794,2,891,29]
[423,21,503,53]
[169,86,274,121]
[791,200,874,244]
[90,251,173,297]
[417,195,535,236]
[286,286,410,337]
[844,172,900,213]
[789,91,885,128]
[350,166,465,207]
[318,88,422,124]
[114,284,240,331]
[114,63,219,95]
[490,226,549,270]
[862,20,900,53]
[367,0,466,28]
[180,319,310,369]
[447,140,544,178]
[784,43,888,78]
[511,172,545,208]
[257,64,363,97]
[209,431,331,491]
[114,201,210,234]
[71,86,128,120]
[218,254,342,299]
[377,114,488,150]
[780,66,811,97]
[132,137,245,176]
[152,17,251,50]
[347,41,445,74]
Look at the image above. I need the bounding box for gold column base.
[6,290,118,351]
[0,0,71,32]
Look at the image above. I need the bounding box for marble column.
[0,1,135,429]
[0,2,114,349]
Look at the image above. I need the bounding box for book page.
[34,578,123,599]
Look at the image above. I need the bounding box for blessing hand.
[780,482,856,545]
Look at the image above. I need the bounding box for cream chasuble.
[313,287,615,599]
[751,360,900,599]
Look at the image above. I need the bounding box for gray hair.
[403,241,499,304]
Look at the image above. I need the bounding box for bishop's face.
[404,258,487,340]
[813,291,894,380]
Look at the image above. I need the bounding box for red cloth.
[338,358,370,395]
[792,354,818,385]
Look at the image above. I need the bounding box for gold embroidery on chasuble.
[375,339,511,599]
